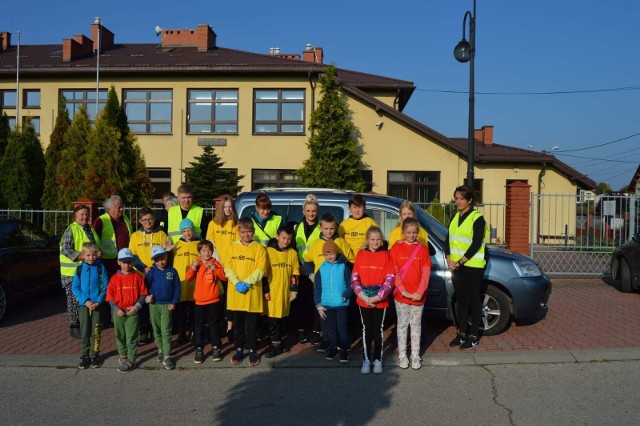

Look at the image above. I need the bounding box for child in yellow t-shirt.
[338,194,378,254]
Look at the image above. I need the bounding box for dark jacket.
[145,265,182,305]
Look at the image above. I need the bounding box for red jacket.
[351,249,395,309]
[185,256,227,305]
[390,241,431,305]
[106,271,147,310]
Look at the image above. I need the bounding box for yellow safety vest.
[59,222,101,277]
[252,215,282,247]
[448,210,488,268]
[98,213,132,259]
[294,221,321,263]
[167,205,204,243]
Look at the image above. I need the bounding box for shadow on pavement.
[0,291,66,328]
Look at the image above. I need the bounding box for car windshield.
[415,205,448,243]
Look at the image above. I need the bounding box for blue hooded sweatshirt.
[71,259,108,306]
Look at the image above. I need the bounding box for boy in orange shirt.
[186,240,227,364]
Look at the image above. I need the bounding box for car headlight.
[512,259,543,278]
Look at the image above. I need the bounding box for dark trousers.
[175,301,195,336]
[231,311,260,351]
[292,275,315,332]
[323,307,349,350]
[267,316,282,343]
[78,306,101,357]
[359,306,386,362]
[452,266,484,337]
[138,303,151,335]
[194,302,222,349]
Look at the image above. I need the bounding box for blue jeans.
[322,307,349,350]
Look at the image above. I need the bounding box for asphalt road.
[1,360,639,425]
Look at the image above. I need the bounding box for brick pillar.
[505,181,531,256]
[72,198,100,223]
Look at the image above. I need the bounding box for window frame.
[123,89,173,135]
[23,89,41,109]
[251,169,299,190]
[187,89,239,134]
[23,116,40,135]
[60,89,108,122]
[253,89,305,135]
[1,89,17,109]
[387,171,441,203]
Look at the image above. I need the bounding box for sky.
[2,0,639,190]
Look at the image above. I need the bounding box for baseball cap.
[150,245,167,260]
[117,248,134,262]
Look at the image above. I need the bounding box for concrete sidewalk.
[1,277,639,369]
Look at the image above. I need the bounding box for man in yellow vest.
[166,184,211,244]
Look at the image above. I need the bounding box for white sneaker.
[411,357,422,370]
[361,360,371,374]
[398,356,409,369]
[373,359,383,374]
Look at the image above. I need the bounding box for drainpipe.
[536,162,547,244]
[308,71,317,136]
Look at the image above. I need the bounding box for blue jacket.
[71,260,108,306]
[314,254,352,308]
[145,265,181,305]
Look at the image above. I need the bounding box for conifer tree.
[0,112,9,158]
[298,65,367,191]
[56,107,92,208]
[182,145,243,206]
[42,95,71,209]
[0,122,46,208]
[84,113,122,201]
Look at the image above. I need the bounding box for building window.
[147,168,172,206]
[23,90,41,108]
[61,89,108,122]
[188,89,238,134]
[463,178,484,204]
[7,116,16,130]
[124,90,172,134]
[252,169,299,190]
[23,116,40,135]
[388,171,440,203]
[1,90,16,109]
[253,89,305,134]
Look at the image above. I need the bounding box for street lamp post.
[453,0,476,190]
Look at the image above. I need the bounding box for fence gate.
[530,193,639,276]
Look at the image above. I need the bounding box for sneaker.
[339,350,350,363]
[231,348,243,365]
[316,340,330,353]
[461,336,479,350]
[156,350,164,362]
[248,350,260,366]
[211,347,223,362]
[90,354,103,369]
[411,357,422,370]
[117,359,136,373]
[448,333,467,347]
[163,356,175,370]
[70,327,81,340]
[326,347,339,361]
[194,347,204,364]
[78,356,90,369]
[398,356,409,369]
[309,331,322,345]
[265,343,282,359]
[373,360,383,374]
[297,330,308,344]
[361,360,371,375]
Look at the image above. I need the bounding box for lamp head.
[454,38,472,63]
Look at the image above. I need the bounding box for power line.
[416,85,640,95]
[556,153,639,164]
[554,132,640,153]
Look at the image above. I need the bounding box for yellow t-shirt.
[172,239,200,302]
[338,216,378,254]
[205,220,238,265]
[265,246,300,318]
[304,237,355,273]
[388,225,429,250]
[224,241,267,313]
[129,229,168,270]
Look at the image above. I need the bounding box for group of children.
[71,193,432,375]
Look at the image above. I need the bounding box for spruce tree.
[0,112,9,158]
[182,145,243,207]
[0,122,46,208]
[42,94,71,209]
[57,107,92,208]
[298,65,367,191]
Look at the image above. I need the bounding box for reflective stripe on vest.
[252,215,282,246]
[59,222,101,277]
[167,205,204,243]
[98,213,132,259]
[295,221,321,262]
[448,210,487,268]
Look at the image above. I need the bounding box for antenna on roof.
[154,26,163,36]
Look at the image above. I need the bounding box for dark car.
[0,216,60,322]
[610,232,640,292]
[236,189,551,335]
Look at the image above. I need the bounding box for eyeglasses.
[140,218,154,223]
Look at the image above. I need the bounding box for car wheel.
[0,285,6,323]
[481,286,512,336]
[619,258,634,293]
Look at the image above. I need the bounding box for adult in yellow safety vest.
[166,184,211,244]
[250,193,282,247]
[93,195,133,277]
[59,204,101,338]
[445,185,489,351]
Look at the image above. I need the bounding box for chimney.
[91,21,115,51]
[302,44,323,64]
[62,34,94,62]
[474,125,494,145]
[0,32,10,51]
[160,24,216,51]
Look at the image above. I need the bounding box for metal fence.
[530,193,639,276]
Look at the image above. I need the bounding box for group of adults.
[60,184,487,350]
[60,185,209,338]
